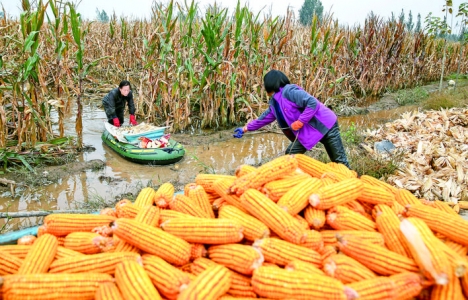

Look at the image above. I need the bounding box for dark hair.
[119,80,131,89]
[263,70,290,93]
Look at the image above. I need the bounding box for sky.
[1,0,465,28]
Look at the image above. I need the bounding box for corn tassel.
[49,252,140,274]
[229,155,298,196]
[346,276,396,300]
[208,244,264,275]
[195,174,236,194]
[1,273,114,300]
[142,254,190,300]
[323,254,377,284]
[309,178,364,210]
[187,184,215,218]
[169,194,212,218]
[327,206,377,232]
[261,173,311,202]
[277,177,323,215]
[115,260,161,300]
[43,214,116,236]
[111,218,191,266]
[178,264,232,300]
[95,282,123,300]
[133,187,156,207]
[0,251,23,275]
[154,182,175,208]
[285,260,325,276]
[160,217,244,244]
[295,153,327,178]
[390,272,424,300]
[17,234,58,274]
[240,189,307,244]
[253,238,322,268]
[252,265,349,300]
[304,206,326,230]
[218,204,270,241]
[337,234,419,276]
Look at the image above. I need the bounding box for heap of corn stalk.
[362,107,468,203]
[1,154,468,299]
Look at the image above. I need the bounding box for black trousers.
[107,109,125,125]
[284,122,351,169]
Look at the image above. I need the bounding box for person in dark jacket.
[233,69,350,168]
[103,80,137,127]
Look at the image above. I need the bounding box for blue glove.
[233,127,244,138]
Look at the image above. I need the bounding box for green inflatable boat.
[101,129,185,165]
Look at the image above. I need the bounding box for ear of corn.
[134,205,160,227]
[430,270,465,299]
[95,282,124,300]
[111,218,191,266]
[160,217,244,244]
[462,271,468,298]
[133,187,156,208]
[1,273,114,299]
[277,177,323,215]
[323,254,377,284]
[344,200,373,220]
[208,244,264,275]
[309,178,364,210]
[190,243,208,260]
[346,276,397,300]
[213,178,247,212]
[395,189,421,206]
[142,254,190,300]
[444,240,468,257]
[159,209,196,225]
[113,238,140,254]
[294,214,310,230]
[195,174,236,194]
[359,175,398,195]
[218,204,270,241]
[49,252,141,274]
[431,200,461,216]
[295,154,327,178]
[300,229,324,251]
[0,245,31,259]
[43,214,116,236]
[327,205,377,232]
[154,182,175,208]
[229,155,298,196]
[0,251,23,275]
[262,173,311,202]
[55,246,86,259]
[235,164,257,177]
[320,230,385,247]
[241,189,307,244]
[212,197,227,211]
[64,232,109,254]
[389,272,424,300]
[115,260,161,300]
[252,265,348,299]
[357,182,395,206]
[18,233,58,274]
[253,238,322,268]
[285,259,325,276]
[320,244,338,261]
[115,200,140,218]
[169,194,212,218]
[178,264,232,300]
[304,206,326,230]
[187,184,215,218]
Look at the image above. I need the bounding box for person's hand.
[291,120,303,131]
[233,127,245,138]
[130,114,138,126]
[113,118,121,127]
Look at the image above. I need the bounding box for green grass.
[422,85,468,110]
[395,86,430,106]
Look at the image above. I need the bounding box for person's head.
[119,80,131,97]
[263,70,290,95]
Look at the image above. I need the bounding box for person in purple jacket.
[233,69,350,168]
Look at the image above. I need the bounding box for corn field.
[1,0,467,153]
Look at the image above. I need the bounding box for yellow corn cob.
[235,164,257,177]
[0,251,23,275]
[187,184,215,218]
[391,200,406,216]
[208,244,264,275]
[324,162,357,178]
[320,176,336,186]
[43,214,116,236]
[159,209,196,225]
[64,232,108,254]
[112,238,140,254]
[213,178,247,212]
[115,200,140,218]
[336,234,419,276]
[389,272,424,300]
[112,218,191,266]
[462,272,468,299]
[49,252,140,274]
[154,182,175,208]
[178,264,232,300]
[218,204,270,241]
[295,153,327,178]
[229,155,298,196]
[300,229,324,251]
[304,206,326,230]
[142,254,191,300]
[430,270,465,300]
[261,173,312,202]
[285,259,325,276]
[277,177,323,215]
[195,174,236,194]
[347,276,397,300]
[160,217,244,244]
[294,214,310,230]
[133,187,156,207]
[320,230,385,247]
[252,265,348,299]
[309,178,364,210]
[1,273,114,300]
[357,182,396,206]
[115,260,161,300]
[436,239,468,278]
[55,246,86,259]
[431,200,461,217]
[327,206,377,231]
[323,253,377,284]
[444,240,468,256]
[253,238,322,268]
[134,205,160,227]
[240,189,307,244]
[0,245,30,259]
[395,189,421,206]
[169,194,212,218]
[17,233,58,274]
[320,171,349,183]
[95,282,123,300]
[404,204,468,246]
[212,197,227,211]
[190,243,208,260]
[344,200,374,220]
[99,207,117,217]
[359,175,398,195]
[183,182,196,196]
[37,225,47,236]
[320,244,338,261]
[373,204,412,257]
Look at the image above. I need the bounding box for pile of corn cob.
[1,154,468,299]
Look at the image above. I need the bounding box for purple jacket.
[246,84,337,150]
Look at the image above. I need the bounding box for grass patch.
[395,86,430,106]
[422,86,468,110]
